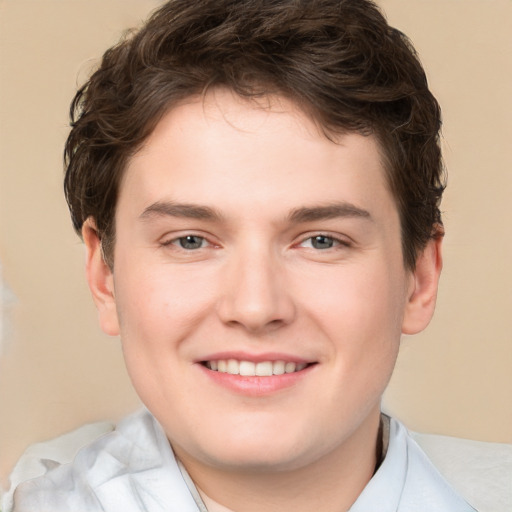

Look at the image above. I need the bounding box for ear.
[402,236,443,335]
[82,218,120,336]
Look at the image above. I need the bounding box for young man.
[10,0,477,510]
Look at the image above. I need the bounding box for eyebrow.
[287,203,372,223]
[139,201,223,222]
[139,200,371,224]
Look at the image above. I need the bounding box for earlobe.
[82,218,120,336]
[402,236,443,335]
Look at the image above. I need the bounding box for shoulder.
[351,416,485,512]
[4,409,199,512]
[412,426,512,512]
[383,416,511,512]
[394,418,480,511]
[3,417,116,512]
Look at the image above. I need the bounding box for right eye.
[170,235,208,250]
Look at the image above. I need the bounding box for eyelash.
[161,234,211,250]
[160,233,350,252]
[297,233,351,251]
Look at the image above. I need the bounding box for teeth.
[239,361,256,376]
[227,359,239,375]
[272,360,285,375]
[255,361,273,376]
[206,359,308,376]
[285,362,296,373]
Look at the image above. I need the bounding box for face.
[85,89,441,475]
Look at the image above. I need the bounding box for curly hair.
[64,0,444,269]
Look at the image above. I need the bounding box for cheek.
[304,264,405,331]
[300,263,406,378]
[113,268,206,408]
[114,263,217,349]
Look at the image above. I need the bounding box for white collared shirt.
[7,409,477,512]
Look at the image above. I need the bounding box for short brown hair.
[64,0,444,269]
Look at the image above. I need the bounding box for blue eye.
[175,235,206,250]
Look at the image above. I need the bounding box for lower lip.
[198,364,315,396]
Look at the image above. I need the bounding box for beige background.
[0,0,511,487]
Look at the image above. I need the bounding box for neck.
[175,411,381,512]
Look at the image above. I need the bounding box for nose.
[216,243,296,334]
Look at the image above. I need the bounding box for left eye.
[173,235,207,250]
[301,235,339,250]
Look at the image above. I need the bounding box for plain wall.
[1,0,511,486]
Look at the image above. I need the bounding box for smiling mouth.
[202,359,312,376]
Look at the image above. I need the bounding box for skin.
[83,89,442,512]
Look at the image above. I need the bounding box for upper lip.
[196,351,314,364]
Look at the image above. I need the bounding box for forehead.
[120,89,396,223]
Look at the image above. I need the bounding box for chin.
[175,422,333,474]
[199,446,317,474]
